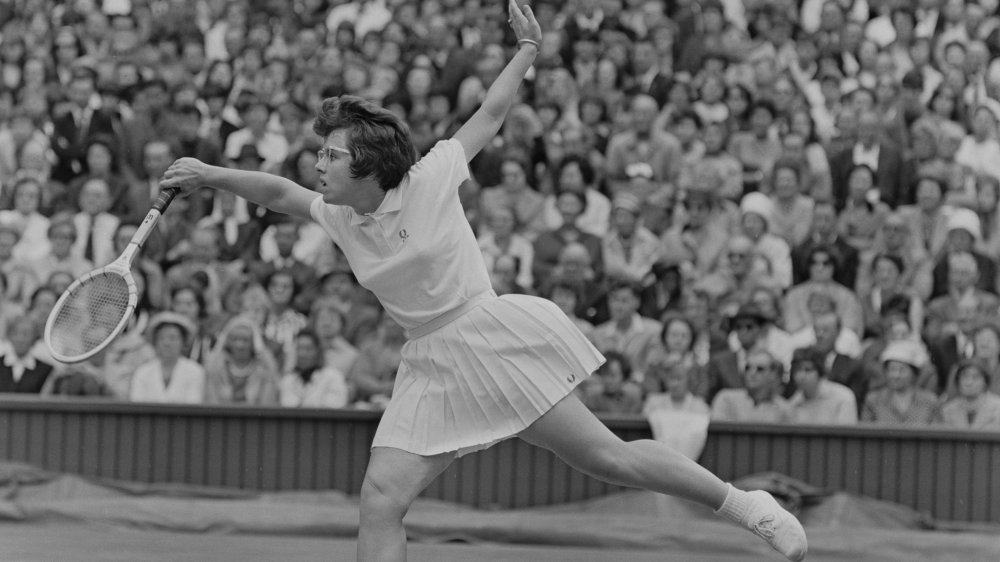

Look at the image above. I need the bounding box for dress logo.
[399,229,409,241]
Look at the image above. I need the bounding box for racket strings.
[48,273,132,359]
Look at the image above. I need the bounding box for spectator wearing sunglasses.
[710,348,790,423]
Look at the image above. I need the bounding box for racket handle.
[152,187,180,213]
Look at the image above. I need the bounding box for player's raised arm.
[452,0,541,162]
[160,157,317,221]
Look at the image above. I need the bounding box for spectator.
[638,260,684,320]
[129,312,205,404]
[541,154,611,237]
[478,204,534,291]
[736,192,792,290]
[197,187,262,263]
[169,285,213,363]
[970,322,1000,396]
[931,207,998,299]
[937,359,1000,429]
[705,302,771,403]
[862,340,939,425]
[279,330,352,408]
[0,315,53,394]
[64,135,133,219]
[641,314,707,398]
[767,158,814,248]
[829,110,912,210]
[49,67,119,184]
[203,314,281,406]
[71,177,119,267]
[710,349,790,423]
[223,97,289,173]
[604,93,681,199]
[660,183,733,280]
[786,347,858,425]
[26,214,91,289]
[310,298,360,376]
[7,177,52,262]
[836,164,892,253]
[783,245,864,337]
[579,351,644,415]
[479,152,547,241]
[792,199,860,288]
[601,193,661,285]
[589,280,662,383]
[856,210,934,303]
[348,315,405,408]
[642,356,710,461]
[544,279,596,339]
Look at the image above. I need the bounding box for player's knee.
[360,474,408,522]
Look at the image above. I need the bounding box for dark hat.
[236,144,264,162]
[730,302,772,324]
[901,69,924,90]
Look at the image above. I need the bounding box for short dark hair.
[556,154,596,186]
[312,95,418,192]
[791,346,828,378]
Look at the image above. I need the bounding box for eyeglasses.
[811,258,832,267]
[316,145,350,163]
[746,364,772,373]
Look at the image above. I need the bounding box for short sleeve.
[408,138,471,200]
[309,194,344,245]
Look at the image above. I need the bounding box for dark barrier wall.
[1,398,998,523]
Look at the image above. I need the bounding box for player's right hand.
[161,157,210,196]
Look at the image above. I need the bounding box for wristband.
[517,38,539,49]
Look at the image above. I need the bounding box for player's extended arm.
[452,0,541,162]
[161,158,316,221]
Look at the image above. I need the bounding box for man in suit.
[249,219,318,309]
[704,303,771,402]
[787,312,871,408]
[49,67,118,183]
[791,200,859,288]
[829,110,913,209]
[0,316,53,394]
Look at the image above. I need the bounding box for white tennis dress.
[310,139,604,456]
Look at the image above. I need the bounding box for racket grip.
[152,187,180,213]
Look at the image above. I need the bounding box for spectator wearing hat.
[783,245,864,336]
[930,207,998,299]
[937,359,1000,429]
[861,340,939,425]
[602,193,661,285]
[589,280,663,383]
[737,191,792,289]
[129,312,205,404]
[704,302,771,403]
[793,199,860,289]
[829,110,912,210]
[710,348,791,423]
[786,347,858,425]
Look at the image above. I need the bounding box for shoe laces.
[751,513,776,539]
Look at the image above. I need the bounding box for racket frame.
[43,187,180,363]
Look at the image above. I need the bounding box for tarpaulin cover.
[0,461,997,561]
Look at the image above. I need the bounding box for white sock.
[714,483,751,525]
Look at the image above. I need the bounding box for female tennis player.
[161,2,807,560]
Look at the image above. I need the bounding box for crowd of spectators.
[1,0,1000,431]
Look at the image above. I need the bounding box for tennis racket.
[44,187,180,363]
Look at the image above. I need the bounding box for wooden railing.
[1,397,997,523]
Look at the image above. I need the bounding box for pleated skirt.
[372,293,605,457]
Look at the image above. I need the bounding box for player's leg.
[357,447,456,562]
[518,392,807,561]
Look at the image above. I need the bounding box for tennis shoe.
[742,490,808,561]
